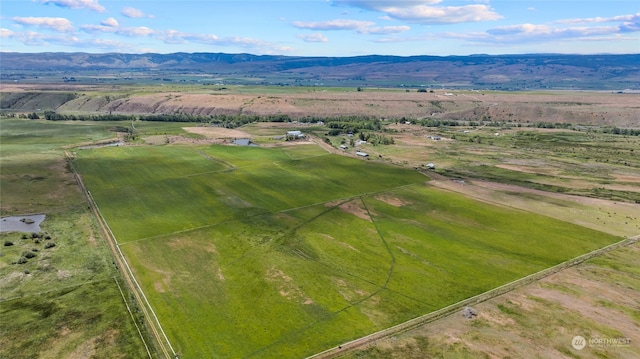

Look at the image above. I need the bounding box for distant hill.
[1,52,639,90]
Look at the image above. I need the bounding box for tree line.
[21,111,640,137]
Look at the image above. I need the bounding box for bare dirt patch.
[613,174,640,183]
[183,126,253,139]
[374,193,411,207]
[325,199,372,222]
[56,269,72,280]
[266,267,311,304]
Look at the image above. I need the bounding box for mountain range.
[1,52,639,90]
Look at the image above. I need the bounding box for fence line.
[66,152,177,359]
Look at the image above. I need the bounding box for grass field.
[73,143,621,358]
[0,117,150,358]
[339,241,640,359]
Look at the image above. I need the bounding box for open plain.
[1,82,639,358]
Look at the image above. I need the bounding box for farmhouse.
[356,151,369,157]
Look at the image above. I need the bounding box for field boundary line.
[306,234,639,359]
[66,152,177,359]
[113,276,153,359]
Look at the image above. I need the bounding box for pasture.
[0,117,150,358]
[73,143,621,358]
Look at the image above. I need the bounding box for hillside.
[1,52,639,90]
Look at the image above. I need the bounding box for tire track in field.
[245,196,399,358]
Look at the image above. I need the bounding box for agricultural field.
[72,142,622,358]
[339,241,640,359]
[1,85,638,359]
[0,118,150,358]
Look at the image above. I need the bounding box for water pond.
[0,214,46,233]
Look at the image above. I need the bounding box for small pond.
[0,214,46,233]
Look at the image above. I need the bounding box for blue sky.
[1,0,639,55]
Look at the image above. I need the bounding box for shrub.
[16,256,28,264]
[4,240,14,246]
[44,242,56,249]
[22,251,37,259]
[21,234,28,239]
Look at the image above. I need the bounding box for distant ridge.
[2,52,639,89]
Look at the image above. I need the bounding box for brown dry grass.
[5,84,638,126]
[428,175,640,237]
[183,126,253,139]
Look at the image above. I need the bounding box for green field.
[73,143,621,358]
[0,118,150,358]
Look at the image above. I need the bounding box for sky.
[1,0,639,56]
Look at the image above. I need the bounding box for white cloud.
[40,0,105,13]
[332,0,501,24]
[541,13,640,38]
[333,0,442,11]
[382,4,502,24]
[556,13,639,24]
[154,29,191,44]
[80,24,115,33]
[443,21,638,45]
[13,17,74,32]
[122,7,153,19]
[0,30,77,46]
[81,23,156,37]
[118,26,155,37]
[1,28,15,38]
[292,19,409,35]
[297,33,329,43]
[357,25,410,35]
[101,17,119,27]
[292,19,375,31]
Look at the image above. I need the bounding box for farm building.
[339,145,348,150]
[426,163,436,169]
[356,151,369,157]
[286,130,304,138]
[232,138,257,146]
